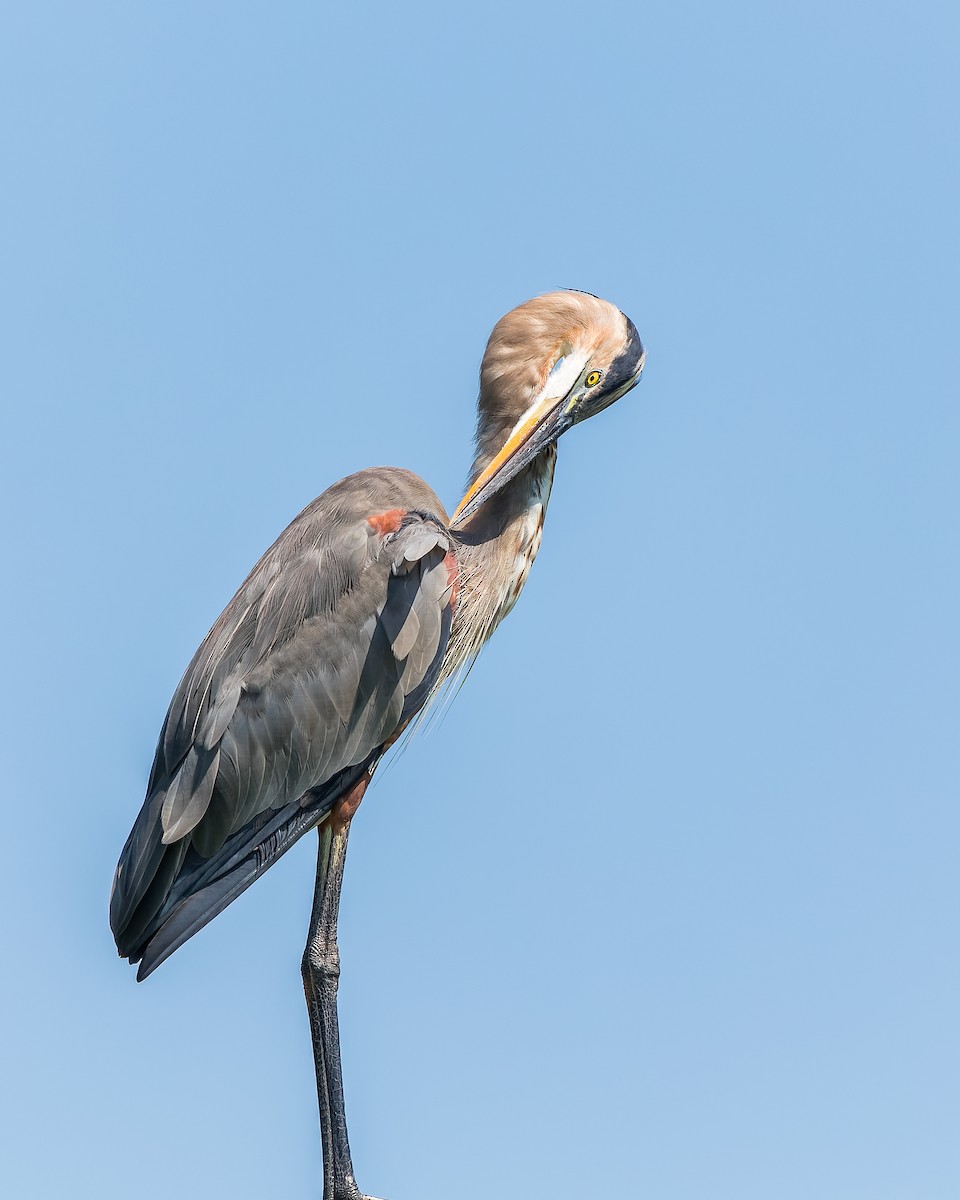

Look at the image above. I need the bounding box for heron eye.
[585,370,601,387]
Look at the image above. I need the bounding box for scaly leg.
[302,794,378,1200]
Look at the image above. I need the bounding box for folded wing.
[110,468,456,978]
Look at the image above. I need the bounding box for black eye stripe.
[604,315,645,393]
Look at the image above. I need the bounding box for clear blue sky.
[2,3,958,1197]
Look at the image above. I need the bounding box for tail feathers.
[133,801,323,979]
[110,790,168,948]
[125,758,374,979]
[115,839,189,955]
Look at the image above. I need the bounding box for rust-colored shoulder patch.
[366,508,406,536]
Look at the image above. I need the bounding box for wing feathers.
[199,680,242,748]
[160,747,220,843]
[112,471,456,968]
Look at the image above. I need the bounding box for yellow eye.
[585,370,601,387]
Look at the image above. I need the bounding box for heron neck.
[445,446,557,671]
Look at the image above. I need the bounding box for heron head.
[453,290,645,526]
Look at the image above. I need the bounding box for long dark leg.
[302,807,373,1200]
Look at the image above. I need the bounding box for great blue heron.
[111,290,645,1199]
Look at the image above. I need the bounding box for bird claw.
[336,1181,385,1200]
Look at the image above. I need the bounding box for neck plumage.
[444,444,557,676]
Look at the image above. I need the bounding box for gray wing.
[110,469,457,978]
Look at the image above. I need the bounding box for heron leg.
[302,802,375,1200]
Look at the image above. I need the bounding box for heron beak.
[452,389,573,527]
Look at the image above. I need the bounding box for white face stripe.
[501,348,590,444]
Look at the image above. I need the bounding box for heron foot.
[331,1173,385,1200]
[334,1184,384,1200]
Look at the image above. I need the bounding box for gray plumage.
[111,467,454,979]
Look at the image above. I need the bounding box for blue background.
[2,3,957,1197]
